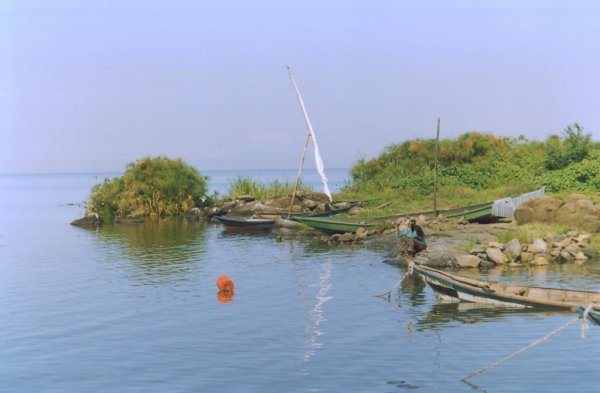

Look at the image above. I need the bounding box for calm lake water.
[1,172,599,393]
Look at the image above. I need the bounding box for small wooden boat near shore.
[575,305,600,325]
[214,216,276,231]
[410,262,600,310]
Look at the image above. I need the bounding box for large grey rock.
[454,254,481,268]
[515,195,600,233]
[529,238,548,254]
[486,247,507,265]
[504,239,522,261]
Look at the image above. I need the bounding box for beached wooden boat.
[290,215,379,233]
[285,202,359,218]
[443,202,494,222]
[411,262,600,310]
[215,216,276,231]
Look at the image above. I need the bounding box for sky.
[1,0,599,174]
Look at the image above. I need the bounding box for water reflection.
[302,259,333,362]
[92,218,208,285]
[414,302,570,331]
[399,273,427,307]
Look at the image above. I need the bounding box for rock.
[186,207,204,221]
[520,252,534,263]
[413,251,454,268]
[560,237,572,247]
[70,213,103,227]
[575,251,588,261]
[329,233,356,243]
[508,262,524,267]
[504,239,521,261]
[479,260,496,268]
[206,206,222,218]
[514,205,533,224]
[355,227,368,239]
[454,254,481,268]
[564,244,580,256]
[530,255,549,266]
[529,238,548,254]
[236,195,255,202]
[221,201,236,212]
[302,199,319,210]
[486,247,507,265]
[487,241,504,249]
[558,251,574,264]
[470,246,485,255]
[575,234,592,245]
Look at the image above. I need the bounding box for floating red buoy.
[217,275,235,293]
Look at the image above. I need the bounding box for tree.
[544,123,591,170]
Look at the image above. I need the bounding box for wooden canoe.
[290,215,379,233]
[410,262,600,310]
[575,305,600,325]
[214,216,276,231]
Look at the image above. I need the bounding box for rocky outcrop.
[451,231,594,268]
[70,213,103,227]
[222,191,342,217]
[515,195,600,232]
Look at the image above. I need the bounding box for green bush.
[343,126,597,212]
[539,155,600,192]
[88,156,209,219]
[544,123,591,170]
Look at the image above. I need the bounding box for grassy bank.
[336,125,600,214]
[224,176,313,201]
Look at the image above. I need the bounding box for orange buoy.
[216,275,235,293]
[217,290,234,303]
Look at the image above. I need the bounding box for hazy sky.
[2,1,599,174]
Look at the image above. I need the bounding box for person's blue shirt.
[397,227,427,246]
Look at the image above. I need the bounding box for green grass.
[225,176,313,201]
[498,222,576,245]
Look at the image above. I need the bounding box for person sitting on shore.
[396,218,427,257]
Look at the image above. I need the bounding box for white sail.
[287,67,333,202]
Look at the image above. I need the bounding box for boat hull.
[290,216,379,233]
[412,263,600,310]
[215,216,276,231]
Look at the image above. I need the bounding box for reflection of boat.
[290,215,379,234]
[411,262,600,310]
[214,216,276,231]
[575,305,600,325]
[415,302,568,331]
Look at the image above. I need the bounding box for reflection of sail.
[302,260,333,362]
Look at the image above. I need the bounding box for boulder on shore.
[515,195,600,232]
[71,213,103,227]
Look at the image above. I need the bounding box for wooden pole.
[287,66,312,218]
[433,118,440,216]
[288,131,311,218]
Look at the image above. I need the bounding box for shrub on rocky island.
[87,156,210,220]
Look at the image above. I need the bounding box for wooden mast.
[287,66,311,218]
[433,118,440,216]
